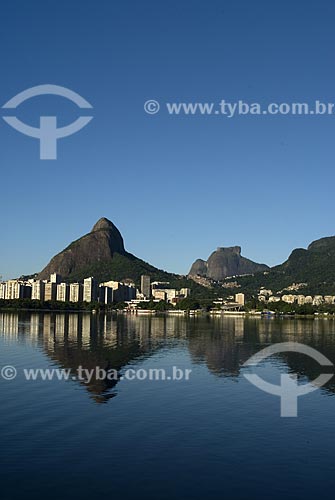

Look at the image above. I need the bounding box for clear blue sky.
[1,0,335,280]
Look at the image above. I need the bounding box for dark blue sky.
[1,0,335,279]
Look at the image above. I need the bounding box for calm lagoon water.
[1,312,335,500]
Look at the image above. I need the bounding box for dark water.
[1,312,335,500]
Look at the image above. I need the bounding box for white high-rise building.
[69,283,83,303]
[5,280,20,299]
[50,273,61,284]
[44,282,57,301]
[31,281,45,300]
[0,282,6,299]
[235,293,245,306]
[56,283,69,302]
[83,277,98,302]
[4,280,31,300]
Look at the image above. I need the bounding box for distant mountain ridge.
[189,246,269,281]
[38,219,335,296]
[231,235,335,295]
[273,235,335,284]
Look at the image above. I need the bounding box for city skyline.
[0,272,191,307]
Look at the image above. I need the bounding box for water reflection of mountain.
[0,312,188,403]
[2,312,335,401]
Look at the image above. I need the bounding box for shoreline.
[0,308,333,319]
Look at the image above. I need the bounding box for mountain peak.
[307,236,335,252]
[91,217,116,232]
[38,217,126,280]
[37,217,178,285]
[216,246,241,255]
[189,246,269,280]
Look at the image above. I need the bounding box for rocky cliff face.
[38,217,189,286]
[189,246,269,281]
[38,218,126,280]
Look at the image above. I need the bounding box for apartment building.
[83,277,98,302]
[141,275,151,298]
[69,283,83,303]
[56,283,69,302]
[44,282,57,301]
[31,280,45,300]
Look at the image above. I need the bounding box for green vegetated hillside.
[66,251,213,297]
[233,236,335,295]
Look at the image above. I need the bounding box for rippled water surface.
[1,312,335,500]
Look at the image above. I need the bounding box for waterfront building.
[235,293,245,306]
[44,283,57,301]
[99,285,113,304]
[50,273,62,284]
[4,280,31,300]
[152,290,166,301]
[166,289,177,302]
[31,280,45,300]
[5,280,18,300]
[313,296,324,306]
[282,295,296,304]
[83,277,98,302]
[56,283,69,302]
[102,281,136,303]
[297,295,306,306]
[69,283,83,303]
[141,275,151,298]
[0,282,6,299]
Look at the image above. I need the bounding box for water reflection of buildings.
[0,312,189,403]
[187,317,335,390]
[187,316,250,377]
[2,313,335,401]
[0,313,19,340]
